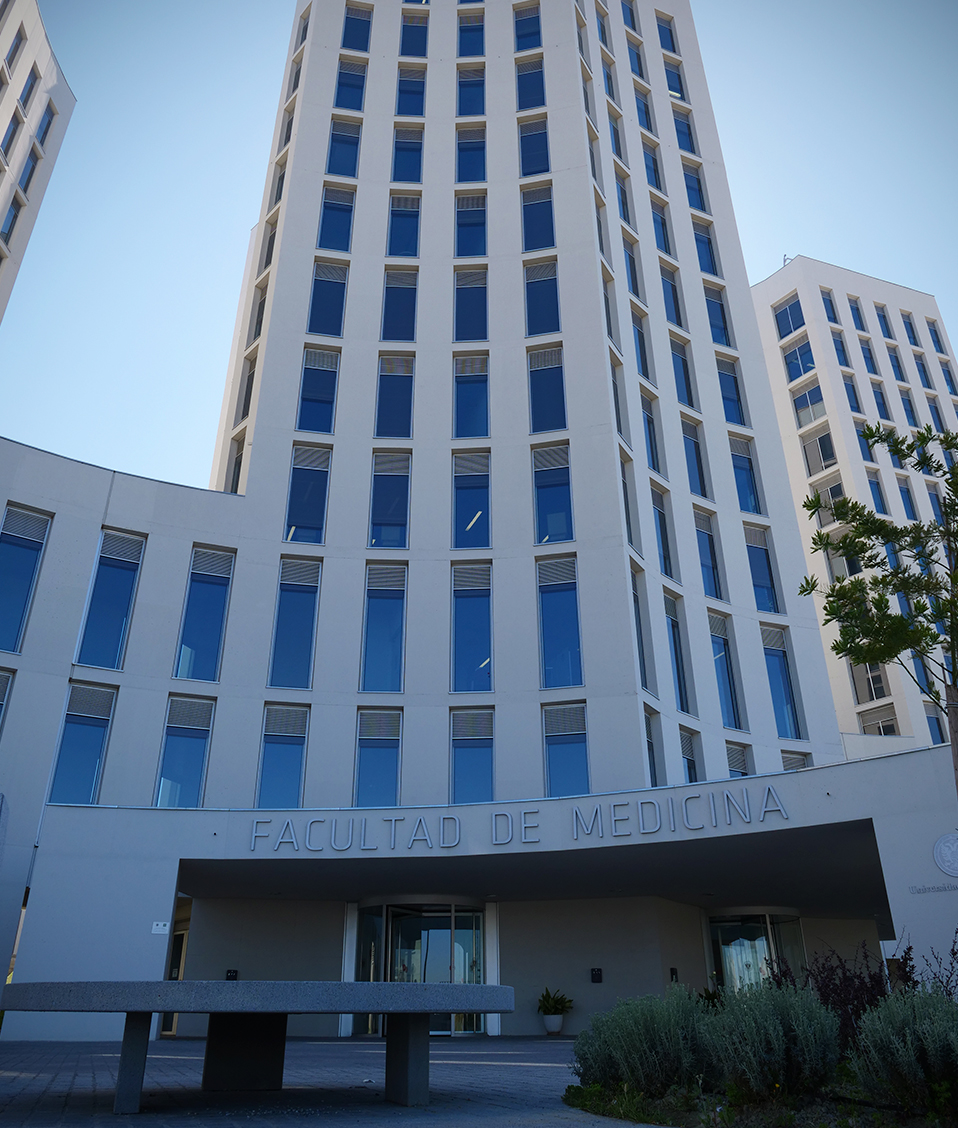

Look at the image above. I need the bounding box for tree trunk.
[947,681,958,806]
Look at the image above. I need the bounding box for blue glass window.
[898,481,917,520]
[868,475,888,515]
[356,735,399,807]
[457,128,485,182]
[516,59,544,110]
[696,513,722,599]
[876,306,894,339]
[1,200,20,244]
[455,269,488,341]
[623,239,640,296]
[731,441,761,513]
[388,196,420,256]
[822,290,839,323]
[900,391,918,427]
[849,299,866,332]
[519,120,549,176]
[616,176,632,225]
[175,550,233,679]
[49,687,115,805]
[635,88,652,129]
[927,710,946,746]
[327,121,361,176]
[746,530,778,613]
[454,454,490,548]
[694,223,716,274]
[534,449,573,544]
[1,116,20,160]
[683,421,708,496]
[833,333,850,367]
[674,111,694,152]
[369,455,410,550]
[671,340,694,406]
[643,395,661,472]
[525,262,559,336]
[78,534,144,669]
[458,13,484,56]
[609,116,624,159]
[400,14,428,56]
[633,313,651,380]
[453,566,492,691]
[318,187,354,252]
[529,353,566,432]
[308,263,347,336]
[622,0,637,30]
[844,378,861,412]
[929,489,944,525]
[361,568,406,692]
[775,297,805,339]
[928,321,946,354]
[857,427,873,461]
[342,8,371,50]
[705,286,731,346]
[269,560,320,688]
[37,102,55,147]
[546,730,589,797]
[657,17,676,52]
[18,148,39,194]
[156,698,213,808]
[0,507,49,652]
[793,382,824,428]
[644,143,661,189]
[861,340,878,375]
[783,338,814,381]
[298,350,337,432]
[335,61,366,110]
[285,448,330,544]
[915,355,932,389]
[652,202,670,254]
[258,725,306,809]
[930,399,946,433]
[872,382,891,420]
[382,271,418,341]
[764,635,801,739]
[888,348,906,383]
[651,489,672,576]
[662,267,682,326]
[455,359,489,438]
[455,196,486,256]
[665,598,690,712]
[452,722,494,803]
[393,128,423,182]
[631,572,650,690]
[665,61,685,100]
[538,559,582,687]
[603,63,616,101]
[711,624,741,729]
[458,67,484,115]
[718,359,744,425]
[942,363,957,395]
[522,186,554,251]
[515,6,541,51]
[396,67,425,115]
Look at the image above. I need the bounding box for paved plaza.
[0,1035,624,1126]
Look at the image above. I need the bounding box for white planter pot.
[542,1014,564,1035]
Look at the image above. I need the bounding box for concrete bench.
[0,980,515,1113]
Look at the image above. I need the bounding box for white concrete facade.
[0,0,73,322]
[1,4,956,1043]
[752,256,957,749]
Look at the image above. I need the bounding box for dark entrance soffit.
[178,818,893,938]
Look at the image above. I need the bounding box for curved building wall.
[0,0,74,321]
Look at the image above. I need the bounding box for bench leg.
[385,1013,430,1107]
[202,1013,288,1091]
[114,1012,152,1114]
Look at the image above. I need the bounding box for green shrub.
[571,986,710,1098]
[701,986,839,1102]
[851,988,958,1116]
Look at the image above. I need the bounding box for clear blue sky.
[1,0,955,488]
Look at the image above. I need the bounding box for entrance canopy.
[178,819,893,937]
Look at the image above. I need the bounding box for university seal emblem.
[933,833,958,877]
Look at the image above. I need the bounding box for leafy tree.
[799,424,958,800]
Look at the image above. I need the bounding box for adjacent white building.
[752,257,957,755]
[0,0,73,322]
[1,3,956,1044]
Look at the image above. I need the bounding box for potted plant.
[537,987,573,1034]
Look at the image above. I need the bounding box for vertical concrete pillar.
[114,1011,152,1114]
[384,1013,430,1106]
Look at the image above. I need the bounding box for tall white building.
[0,3,956,1045]
[0,0,73,322]
[752,257,957,754]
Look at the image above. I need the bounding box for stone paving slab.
[0,1035,643,1127]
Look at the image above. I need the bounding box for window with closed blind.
[0,505,51,652]
[77,532,145,670]
[269,559,321,688]
[49,684,116,805]
[356,709,401,806]
[452,564,492,692]
[537,557,582,688]
[156,696,214,809]
[543,703,589,797]
[451,709,494,803]
[258,705,308,808]
[174,548,234,681]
